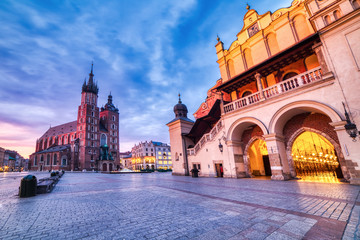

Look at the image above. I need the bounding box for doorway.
[215,163,223,178]
[262,155,272,176]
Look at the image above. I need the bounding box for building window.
[53,154,57,165]
[112,116,116,121]
[324,15,331,26]
[159,161,163,164]
[34,156,37,166]
[61,156,67,166]
[333,10,341,20]
[92,112,94,117]
[353,0,360,9]
[46,154,50,165]
[101,134,107,146]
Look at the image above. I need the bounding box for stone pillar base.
[236,171,247,178]
[271,171,291,181]
[350,178,360,185]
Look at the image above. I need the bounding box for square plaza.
[1,172,360,239]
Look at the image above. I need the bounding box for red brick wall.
[242,125,264,146]
[283,113,339,147]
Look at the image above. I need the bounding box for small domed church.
[29,64,120,172]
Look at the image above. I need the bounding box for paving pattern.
[0,171,360,240]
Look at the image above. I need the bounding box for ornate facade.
[30,64,120,172]
[168,0,360,184]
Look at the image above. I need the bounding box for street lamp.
[218,139,223,153]
[343,102,359,141]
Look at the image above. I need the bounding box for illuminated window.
[169,161,172,165]
[158,156,162,159]
[159,161,163,164]
[158,152,162,155]
[168,156,171,159]
[164,161,168,165]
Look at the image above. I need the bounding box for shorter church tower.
[166,94,194,176]
[100,93,120,161]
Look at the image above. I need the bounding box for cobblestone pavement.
[1,172,360,240]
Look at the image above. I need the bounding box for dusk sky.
[0,0,291,158]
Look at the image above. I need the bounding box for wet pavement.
[0,171,359,239]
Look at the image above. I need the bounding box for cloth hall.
[30,65,120,172]
[167,0,360,184]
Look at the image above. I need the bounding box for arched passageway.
[248,139,271,177]
[291,131,343,182]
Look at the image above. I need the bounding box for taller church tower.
[77,63,100,170]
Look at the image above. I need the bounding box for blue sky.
[0,0,291,157]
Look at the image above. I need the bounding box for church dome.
[173,94,188,118]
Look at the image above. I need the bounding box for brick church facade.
[30,65,120,172]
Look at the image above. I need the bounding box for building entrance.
[292,131,343,182]
[215,163,223,177]
[248,139,270,177]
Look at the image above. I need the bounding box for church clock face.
[248,22,260,38]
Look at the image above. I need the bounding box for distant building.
[168,0,360,184]
[0,149,26,172]
[119,151,132,169]
[131,141,172,170]
[29,64,120,172]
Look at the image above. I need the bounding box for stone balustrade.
[224,67,323,114]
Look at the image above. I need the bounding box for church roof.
[40,121,77,139]
[37,144,71,154]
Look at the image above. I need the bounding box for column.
[255,73,265,100]
[263,134,291,180]
[312,42,330,74]
[226,140,246,178]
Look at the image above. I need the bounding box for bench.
[37,178,56,194]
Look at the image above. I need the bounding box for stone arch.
[227,117,268,142]
[285,127,349,180]
[269,101,343,134]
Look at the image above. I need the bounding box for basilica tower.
[77,63,100,170]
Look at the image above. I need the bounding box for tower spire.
[178,93,182,104]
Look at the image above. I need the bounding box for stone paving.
[0,172,360,240]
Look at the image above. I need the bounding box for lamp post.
[343,102,359,141]
[218,139,223,153]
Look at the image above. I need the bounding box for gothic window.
[101,134,107,146]
[40,155,44,162]
[91,112,94,117]
[91,118,94,124]
[92,105,95,110]
[53,154,57,165]
[46,154,50,165]
[91,134,94,139]
[34,156,37,166]
[112,116,116,121]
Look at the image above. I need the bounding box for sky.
[0,0,292,158]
